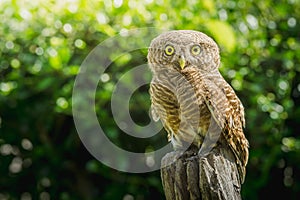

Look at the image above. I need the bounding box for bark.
[161,146,242,200]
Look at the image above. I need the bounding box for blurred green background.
[1,0,300,199]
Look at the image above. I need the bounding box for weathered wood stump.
[161,145,242,200]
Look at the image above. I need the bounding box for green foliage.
[1,0,300,199]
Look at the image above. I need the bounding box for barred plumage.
[148,30,249,183]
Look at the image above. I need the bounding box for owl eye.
[191,45,201,55]
[164,45,175,56]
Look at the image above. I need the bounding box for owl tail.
[198,117,222,157]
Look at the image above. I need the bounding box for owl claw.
[186,155,198,162]
[185,149,209,162]
[198,148,210,158]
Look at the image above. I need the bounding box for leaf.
[202,0,216,14]
[205,20,236,52]
[36,77,55,91]
[49,55,62,69]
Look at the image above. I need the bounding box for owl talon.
[198,148,210,158]
[185,154,198,162]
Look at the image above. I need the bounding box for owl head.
[148,30,220,73]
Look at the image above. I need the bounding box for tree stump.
[161,145,242,200]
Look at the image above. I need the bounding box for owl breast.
[150,67,213,149]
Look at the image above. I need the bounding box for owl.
[147,30,249,183]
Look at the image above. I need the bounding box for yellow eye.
[191,45,201,55]
[164,45,175,56]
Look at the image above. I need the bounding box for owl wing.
[202,78,249,183]
[221,81,249,183]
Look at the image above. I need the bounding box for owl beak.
[179,56,186,70]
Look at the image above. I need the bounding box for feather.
[150,105,160,122]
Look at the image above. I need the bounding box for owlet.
[147,30,249,183]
